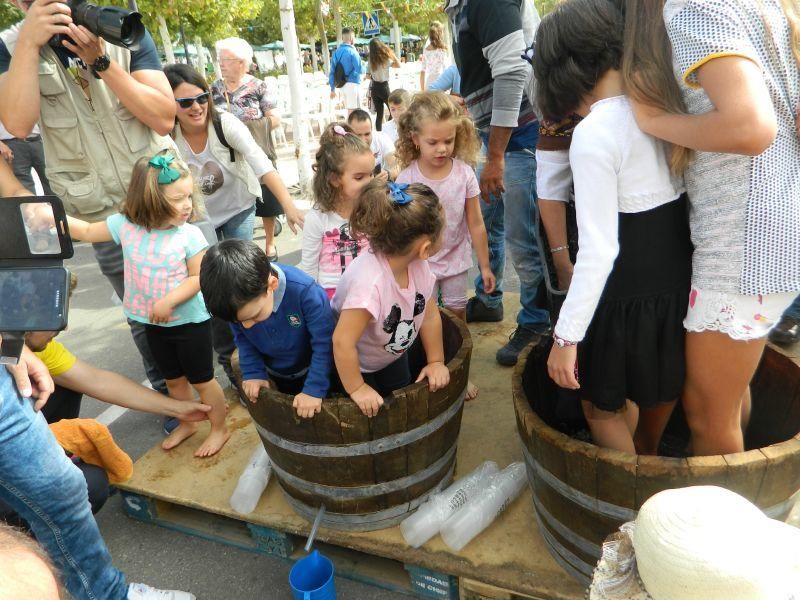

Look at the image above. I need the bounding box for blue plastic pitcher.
[289,550,336,600]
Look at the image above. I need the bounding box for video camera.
[0,197,73,364]
[50,0,145,51]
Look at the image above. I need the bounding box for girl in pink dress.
[300,123,375,300]
[332,180,450,418]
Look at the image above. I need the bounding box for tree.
[0,3,23,31]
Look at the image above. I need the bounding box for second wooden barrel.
[513,340,800,584]
[244,310,472,531]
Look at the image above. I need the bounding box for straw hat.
[632,486,800,600]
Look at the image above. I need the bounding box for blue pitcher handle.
[304,593,311,600]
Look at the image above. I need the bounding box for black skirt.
[577,194,692,411]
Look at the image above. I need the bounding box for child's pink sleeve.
[463,162,480,199]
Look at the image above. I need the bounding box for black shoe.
[465,296,504,323]
[496,326,543,366]
[769,316,800,346]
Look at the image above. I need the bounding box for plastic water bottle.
[400,461,499,548]
[440,462,527,551]
[229,444,272,514]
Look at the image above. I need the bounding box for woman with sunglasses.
[163,63,302,248]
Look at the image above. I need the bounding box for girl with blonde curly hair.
[396,92,492,398]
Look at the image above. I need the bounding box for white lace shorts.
[684,287,797,341]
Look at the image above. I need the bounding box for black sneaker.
[496,326,543,366]
[768,315,800,346]
[465,296,504,323]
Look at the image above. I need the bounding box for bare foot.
[194,428,231,458]
[466,381,479,401]
[162,422,198,450]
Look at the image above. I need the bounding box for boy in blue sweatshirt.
[200,240,334,419]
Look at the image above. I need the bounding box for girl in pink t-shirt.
[299,123,374,300]
[395,92,495,321]
[332,180,450,418]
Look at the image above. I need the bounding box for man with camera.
[0,0,176,395]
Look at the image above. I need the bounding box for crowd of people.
[0,0,798,598]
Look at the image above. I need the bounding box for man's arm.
[54,359,211,420]
[62,25,175,135]
[0,0,72,137]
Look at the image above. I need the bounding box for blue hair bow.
[149,153,181,185]
[388,182,412,206]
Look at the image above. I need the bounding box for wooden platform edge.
[119,489,463,599]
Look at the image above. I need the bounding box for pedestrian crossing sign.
[362,11,380,36]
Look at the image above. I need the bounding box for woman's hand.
[416,361,450,392]
[284,204,305,234]
[350,383,384,418]
[547,343,579,390]
[629,98,667,138]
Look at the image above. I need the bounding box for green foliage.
[534,0,560,15]
[0,2,23,30]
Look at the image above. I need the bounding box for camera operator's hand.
[6,346,54,411]
[17,0,72,50]
[62,24,106,66]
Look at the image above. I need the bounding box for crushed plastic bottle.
[440,462,527,551]
[229,444,272,514]
[400,461,499,548]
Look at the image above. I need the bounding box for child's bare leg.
[162,377,198,450]
[262,217,276,257]
[582,400,636,453]
[624,399,639,436]
[192,379,231,458]
[634,400,677,456]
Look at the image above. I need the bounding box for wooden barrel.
[240,310,471,532]
[512,340,800,584]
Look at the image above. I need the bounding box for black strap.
[211,112,236,163]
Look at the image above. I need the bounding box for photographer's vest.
[2,25,172,221]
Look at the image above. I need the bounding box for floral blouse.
[211,75,277,122]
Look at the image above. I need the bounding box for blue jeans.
[474,147,549,330]
[783,294,800,321]
[215,205,256,242]
[0,370,127,599]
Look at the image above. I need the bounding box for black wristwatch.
[90,53,111,77]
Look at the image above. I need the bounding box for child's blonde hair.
[427,21,447,51]
[312,122,372,212]
[350,180,444,256]
[396,92,481,169]
[121,151,200,230]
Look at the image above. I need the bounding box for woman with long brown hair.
[625,0,800,456]
[420,21,450,90]
[366,38,400,131]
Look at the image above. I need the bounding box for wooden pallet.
[115,295,585,600]
[120,488,457,598]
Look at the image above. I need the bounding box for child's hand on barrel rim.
[293,393,322,419]
[243,379,271,403]
[416,361,450,392]
[350,383,384,418]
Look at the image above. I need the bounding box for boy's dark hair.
[347,109,371,125]
[200,240,272,322]
[533,0,624,121]
[342,27,353,36]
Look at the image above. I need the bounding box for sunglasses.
[175,92,210,109]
